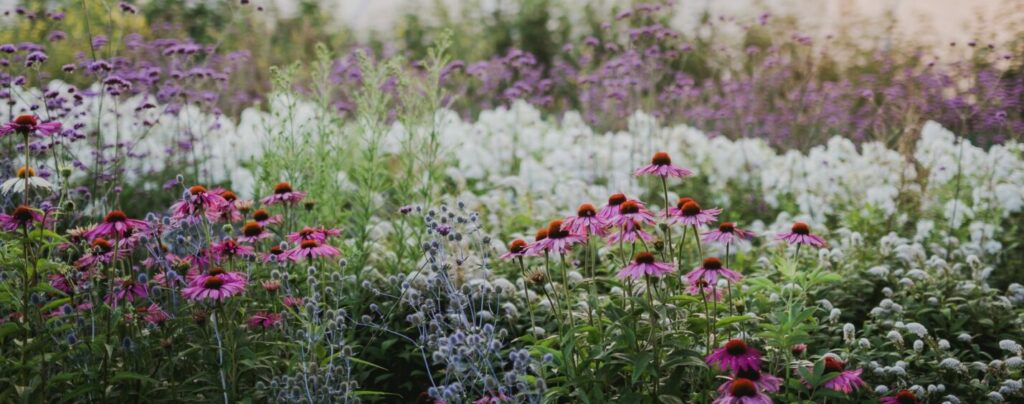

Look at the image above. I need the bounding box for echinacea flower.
[262,245,288,263]
[49,274,72,294]
[499,239,528,260]
[0,205,46,231]
[563,203,608,236]
[666,199,721,226]
[880,390,921,404]
[712,377,772,404]
[820,356,864,394]
[142,304,169,325]
[617,251,675,279]
[605,220,656,245]
[526,220,584,255]
[1,166,55,195]
[238,221,271,243]
[524,228,550,257]
[104,278,148,307]
[210,238,255,261]
[286,226,341,243]
[282,296,304,308]
[86,210,150,240]
[211,189,242,222]
[261,181,307,206]
[703,222,756,245]
[611,200,655,228]
[707,339,762,372]
[182,268,246,301]
[775,222,827,248]
[686,278,723,301]
[686,257,743,286]
[0,114,62,138]
[634,151,694,178]
[473,391,511,404]
[247,311,283,330]
[171,185,227,222]
[598,193,627,221]
[719,369,783,393]
[287,239,341,261]
[74,237,130,269]
[251,208,282,226]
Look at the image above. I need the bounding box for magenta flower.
[775,222,827,248]
[86,210,150,240]
[617,251,675,279]
[211,189,242,222]
[182,270,246,301]
[286,226,341,243]
[686,257,742,286]
[634,151,694,178]
[211,238,255,261]
[666,199,721,226]
[719,369,783,393]
[686,279,723,301]
[171,185,227,223]
[247,311,283,330]
[712,378,772,404]
[49,274,72,294]
[262,246,288,263]
[287,239,341,261]
[261,181,307,206]
[706,339,762,372]
[0,205,46,231]
[0,114,62,138]
[880,390,921,404]
[563,203,608,236]
[74,238,131,270]
[598,193,628,222]
[703,222,756,245]
[820,356,865,394]
[526,220,584,255]
[251,208,282,226]
[499,239,528,260]
[473,391,511,404]
[142,304,169,325]
[523,228,551,257]
[610,200,655,228]
[282,296,304,308]
[104,278,148,307]
[238,221,272,243]
[605,220,656,245]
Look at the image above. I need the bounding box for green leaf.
[631,352,653,383]
[111,371,158,385]
[715,315,753,328]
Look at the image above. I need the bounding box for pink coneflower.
[611,200,655,228]
[686,278,723,301]
[775,222,827,248]
[880,390,921,404]
[211,189,242,222]
[86,210,150,240]
[634,151,694,178]
[262,245,288,263]
[238,221,271,243]
[171,185,227,222]
[261,181,307,206]
[282,296,304,308]
[526,220,584,255]
[499,239,528,260]
[286,226,341,243]
[287,239,341,261]
[210,238,255,262]
[105,278,148,307]
[598,193,627,221]
[0,205,46,231]
[261,280,281,292]
[74,238,130,269]
[719,369,783,393]
[667,199,721,226]
[247,311,283,330]
[251,208,282,226]
[703,222,755,245]
[712,378,772,404]
[153,269,195,288]
[0,114,62,138]
[820,356,864,394]
[523,228,550,257]
[563,203,608,236]
[182,268,246,301]
[472,391,511,404]
[706,339,762,372]
[617,251,675,279]
[142,304,169,325]
[49,274,72,294]
[686,257,743,286]
[606,220,656,245]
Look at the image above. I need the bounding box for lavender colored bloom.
[707,339,762,372]
[616,251,675,279]
[776,222,827,248]
[634,151,694,178]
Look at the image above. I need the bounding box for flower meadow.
[2,1,1024,403]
